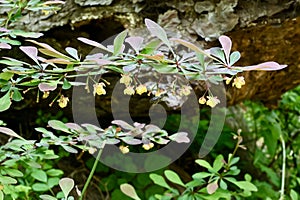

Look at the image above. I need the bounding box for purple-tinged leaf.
[120,183,141,200]
[123,64,136,72]
[238,61,287,71]
[44,58,74,64]
[207,181,219,194]
[0,43,11,49]
[20,46,39,65]
[0,127,24,140]
[144,124,161,134]
[65,123,82,131]
[171,38,214,59]
[112,120,134,130]
[121,136,142,145]
[43,0,65,5]
[219,35,232,65]
[145,19,172,51]
[48,120,71,133]
[169,132,190,143]
[78,37,112,53]
[81,123,103,131]
[0,28,10,32]
[38,83,57,92]
[125,36,144,53]
[86,53,103,60]
[27,40,73,60]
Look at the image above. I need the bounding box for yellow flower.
[124,86,135,95]
[58,95,69,108]
[142,142,154,150]
[42,91,50,99]
[155,89,165,97]
[93,82,106,96]
[206,96,220,108]
[136,84,147,95]
[120,74,132,86]
[119,145,129,154]
[232,76,245,89]
[88,147,97,154]
[224,76,233,85]
[179,85,192,96]
[198,96,206,104]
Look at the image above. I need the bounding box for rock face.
[8,0,300,108]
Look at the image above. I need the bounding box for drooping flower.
[206,96,220,108]
[58,95,69,108]
[142,142,154,150]
[224,76,233,85]
[119,145,130,154]
[93,82,106,96]
[155,89,165,97]
[120,74,132,86]
[124,86,135,95]
[198,96,206,104]
[136,84,147,95]
[179,85,192,96]
[232,76,245,89]
[42,91,50,99]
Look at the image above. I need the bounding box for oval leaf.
[31,170,47,183]
[219,35,232,64]
[48,120,71,133]
[0,127,24,140]
[0,91,11,112]
[120,183,141,200]
[164,170,185,187]
[207,181,218,194]
[239,61,287,71]
[59,178,74,199]
[38,83,57,92]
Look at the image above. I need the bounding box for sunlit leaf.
[39,194,57,200]
[78,37,112,53]
[207,181,218,194]
[164,170,185,187]
[120,183,141,200]
[169,132,190,143]
[149,174,171,189]
[12,30,43,38]
[125,36,144,53]
[65,47,79,60]
[31,170,47,183]
[113,30,128,56]
[0,43,11,49]
[238,61,287,71]
[145,18,173,53]
[229,51,240,66]
[48,120,71,133]
[59,178,75,199]
[38,82,57,92]
[112,120,134,130]
[219,35,232,64]
[20,46,40,65]
[0,176,17,184]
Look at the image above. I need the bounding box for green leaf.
[149,174,171,190]
[31,169,47,183]
[0,72,14,80]
[120,183,141,200]
[32,183,50,192]
[47,169,64,177]
[48,120,71,133]
[192,172,212,180]
[195,159,213,171]
[140,39,161,55]
[225,178,257,192]
[0,176,17,184]
[290,189,298,200]
[212,155,224,172]
[145,18,171,48]
[164,170,185,187]
[4,168,23,177]
[47,177,60,188]
[12,89,22,102]
[62,145,78,154]
[113,30,128,56]
[0,91,12,112]
[39,194,58,200]
[150,63,178,73]
[65,47,79,60]
[0,38,21,45]
[62,78,72,90]
[0,127,24,140]
[0,191,3,200]
[229,51,240,66]
[59,178,74,199]
[11,30,43,38]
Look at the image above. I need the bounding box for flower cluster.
[198,96,220,108]
[93,82,106,96]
